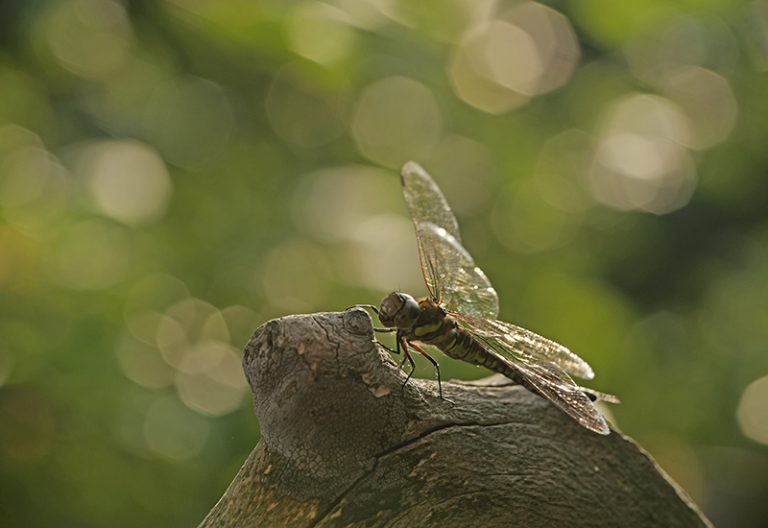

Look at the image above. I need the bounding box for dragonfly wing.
[416,221,500,319]
[400,162,500,319]
[401,161,462,242]
[452,313,594,380]
[451,314,610,435]
[512,361,610,435]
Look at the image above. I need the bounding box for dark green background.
[1,1,767,526]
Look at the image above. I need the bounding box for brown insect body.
[380,293,528,388]
[367,162,615,435]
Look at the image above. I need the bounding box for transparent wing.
[401,162,500,319]
[451,315,594,380]
[415,222,499,319]
[401,161,462,242]
[452,313,610,435]
[513,361,609,435]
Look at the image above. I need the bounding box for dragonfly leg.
[408,341,454,404]
[348,304,393,332]
[375,339,398,355]
[347,304,380,315]
[399,336,417,387]
[398,354,409,370]
[369,325,398,356]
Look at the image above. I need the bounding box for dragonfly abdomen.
[409,303,528,388]
[435,323,528,386]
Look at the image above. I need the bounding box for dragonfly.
[359,161,616,435]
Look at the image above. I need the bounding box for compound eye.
[380,294,402,319]
[395,295,420,326]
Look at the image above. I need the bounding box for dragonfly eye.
[396,294,421,326]
[378,292,420,328]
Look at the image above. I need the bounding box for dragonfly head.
[378,292,420,329]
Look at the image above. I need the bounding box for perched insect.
[359,162,616,435]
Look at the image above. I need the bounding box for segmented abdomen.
[422,320,525,385]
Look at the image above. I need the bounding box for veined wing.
[415,221,499,319]
[513,360,609,435]
[401,161,462,242]
[451,314,594,380]
[400,162,499,319]
[452,313,609,435]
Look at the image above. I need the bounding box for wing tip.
[401,160,421,172]
[400,161,423,186]
[586,415,611,435]
[573,354,596,380]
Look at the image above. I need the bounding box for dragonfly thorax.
[378,292,421,329]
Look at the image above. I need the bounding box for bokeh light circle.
[738,375,768,445]
[448,2,579,113]
[352,76,443,168]
[81,140,173,226]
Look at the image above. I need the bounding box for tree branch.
[198,309,712,528]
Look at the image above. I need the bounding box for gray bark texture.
[199,309,713,528]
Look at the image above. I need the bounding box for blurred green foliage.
[1,0,768,526]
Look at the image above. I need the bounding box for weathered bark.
[199,309,712,528]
